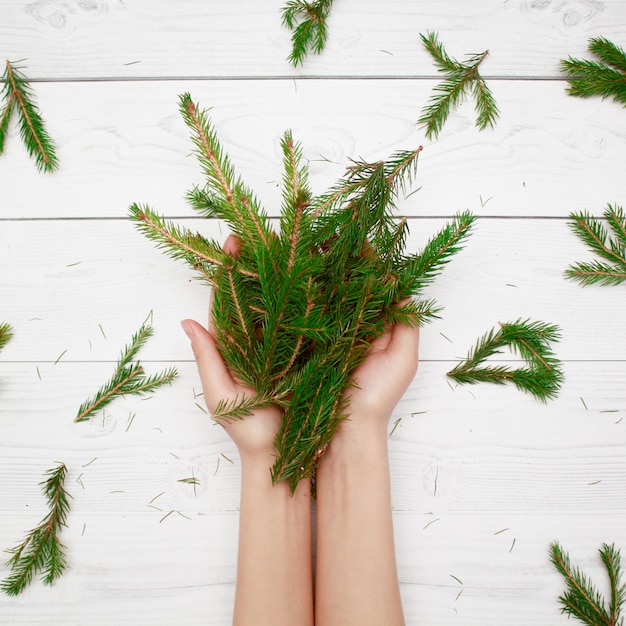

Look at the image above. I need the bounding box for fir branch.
[178,93,273,252]
[281,0,334,67]
[550,542,625,626]
[129,203,234,283]
[0,60,58,172]
[398,211,476,295]
[447,319,563,402]
[0,322,12,352]
[74,322,177,422]
[1,463,70,596]
[566,205,626,286]
[418,32,499,140]
[561,37,626,106]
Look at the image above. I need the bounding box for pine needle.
[447,319,563,402]
[561,37,626,106]
[0,60,58,172]
[1,463,70,596]
[550,542,626,625]
[281,0,334,67]
[565,205,626,286]
[0,322,12,351]
[418,32,499,140]
[74,321,178,422]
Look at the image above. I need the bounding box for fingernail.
[180,319,195,340]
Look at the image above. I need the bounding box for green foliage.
[0,322,12,352]
[1,463,70,596]
[550,542,626,626]
[131,93,475,492]
[0,60,58,172]
[418,32,499,140]
[74,321,178,422]
[447,319,563,402]
[565,204,626,286]
[281,0,334,66]
[561,37,626,106]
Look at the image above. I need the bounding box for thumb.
[181,318,235,412]
[385,322,420,373]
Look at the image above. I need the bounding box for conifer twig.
[561,37,626,106]
[565,204,626,286]
[418,32,499,140]
[281,0,334,66]
[0,60,58,172]
[550,541,626,625]
[1,463,70,596]
[0,322,12,352]
[74,322,177,422]
[447,319,563,402]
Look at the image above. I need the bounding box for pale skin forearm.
[233,451,314,626]
[315,420,405,626]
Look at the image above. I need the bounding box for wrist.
[321,416,390,472]
[331,413,390,448]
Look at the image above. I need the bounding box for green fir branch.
[1,463,70,596]
[281,0,334,67]
[0,322,12,352]
[566,205,626,286]
[398,211,476,294]
[0,60,58,172]
[550,542,626,626]
[74,322,177,422]
[131,96,475,491]
[418,32,499,140]
[561,37,626,106]
[447,319,563,402]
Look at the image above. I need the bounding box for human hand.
[181,236,282,460]
[341,315,420,433]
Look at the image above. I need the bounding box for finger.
[223,233,241,256]
[208,234,241,330]
[385,321,420,370]
[181,318,235,411]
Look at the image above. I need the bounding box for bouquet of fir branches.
[131,94,474,491]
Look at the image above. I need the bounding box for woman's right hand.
[181,235,282,460]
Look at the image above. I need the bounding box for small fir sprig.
[418,32,499,140]
[131,93,475,491]
[281,0,334,66]
[565,204,626,286]
[0,60,58,172]
[561,37,626,106]
[550,542,626,626]
[74,322,177,422]
[1,463,70,596]
[0,322,12,351]
[447,319,563,402]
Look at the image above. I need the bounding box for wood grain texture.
[1,1,626,624]
[1,219,625,361]
[2,79,626,218]
[1,0,625,79]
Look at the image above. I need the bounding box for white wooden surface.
[1,1,625,624]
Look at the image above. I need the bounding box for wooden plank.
[2,218,625,361]
[2,0,626,79]
[0,360,624,514]
[2,79,626,219]
[0,509,623,625]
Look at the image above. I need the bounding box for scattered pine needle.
[423,517,440,530]
[54,349,67,364]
